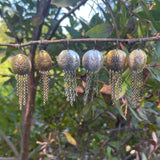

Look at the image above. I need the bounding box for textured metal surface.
[35,50,52,71]
[128,49,147,71]
[12,54,31,75]
[57,50,80,71]
[82,49,104,73]
[106,49,127,71]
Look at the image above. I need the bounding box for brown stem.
[20,78,37,160]
[0,130,19,158]
[102,0,125,49]
[0,36,160,48]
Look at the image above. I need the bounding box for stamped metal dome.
[12,54,31,75]
[57,50,80,71]
[128,49,147,72]
[82,49,104,73]
[35,50,52,71]
[106,49,127,71]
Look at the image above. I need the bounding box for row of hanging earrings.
[57,48,147,106]
[57,49,104,106]
[12,48,147,108]
[12,50,52,109]
[106,49,147,106]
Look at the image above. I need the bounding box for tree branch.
[44,7,61,39]
[0,129,19,158]
[0,158,17,160]
[119,0,151,23]
[0,36,160,48]
[48,0,88,40]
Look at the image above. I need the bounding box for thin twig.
[0,129,19,158]
[103,0,124,49]
[119,0,151,23]
[103,0,120,38]
[0,36,160,48]
[0,158,18,160]
[44,7,61,39]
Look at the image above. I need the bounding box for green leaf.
[79,18,90,32]
[146,66,160,82]
[8,67,13,74]
[144,102,153,108]
[86,23,113,38]
[119,82,128,99]
[154,41,160,58]
[51,0,79,7]
[3,78,12,86]
[138,107,148,121]
[1,46,17,63]
[82,105,92,115]
[129,107,142,121]
[69,16,78,28]
[115,101,126,120]
[140,1,159,31]
[89,13,104,27]
[65,26,81,38]
[133,6,143,13]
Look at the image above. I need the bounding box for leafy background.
[0,0,160,159]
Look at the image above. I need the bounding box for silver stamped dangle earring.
[57,50,80,106]
[82,49,104,105]
[12,54,31,109]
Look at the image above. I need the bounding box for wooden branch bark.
[0,36,160,48]
[0,130,19,158]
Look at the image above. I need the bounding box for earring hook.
[18,43,24,54]
[18,43,21,50]
[67,39,69,50]
[94,39,96,50]
[39,39,43,51]
[138,38,142,50]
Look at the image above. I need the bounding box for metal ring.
[18,43,21,50]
